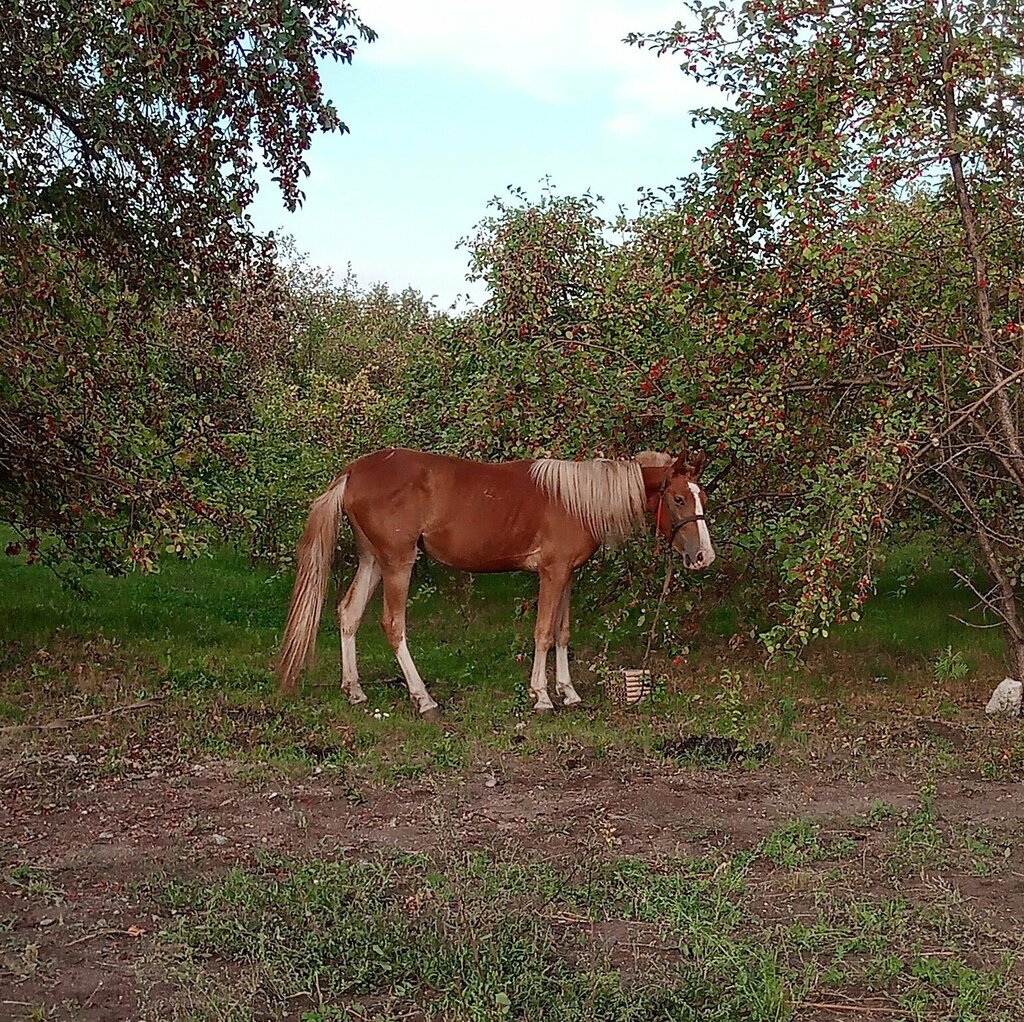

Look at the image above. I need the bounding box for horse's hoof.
[420,706,443,723]
[534,705,555,716]
[562,698,583,710]
[347,693,368,707]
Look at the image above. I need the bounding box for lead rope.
[643,491,674,669]
[653,493,665,560]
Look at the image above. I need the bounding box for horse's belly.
[419,529,538,573]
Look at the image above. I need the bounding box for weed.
[428,734,464,771]
[5,866,63,905]
[863,798,897,826]
[758,820,855,868]
[934,645,970,682]
[888,783,945,874]
[960,827,1011,878]
[156,853,729,1021]
[149,847,1017,1022]
[716,667,746,742]
[775,696,798,739]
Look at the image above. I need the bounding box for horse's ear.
[691,451,707,478]
[669,442,689,476]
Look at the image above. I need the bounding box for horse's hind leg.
[336,554,382,705]
[554,579,582,708]
[380,560,440,719]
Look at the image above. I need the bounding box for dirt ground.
[3,717,1024,1021]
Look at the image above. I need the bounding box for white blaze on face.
[688,482,716,567]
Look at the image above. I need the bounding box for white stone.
[985,678,1023,716]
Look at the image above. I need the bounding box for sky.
[248,1,720,310]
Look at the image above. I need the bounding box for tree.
[628,1,1024,673]
[232,251,443,563]
[1,1,374,571]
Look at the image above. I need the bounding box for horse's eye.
[673,495,684,505]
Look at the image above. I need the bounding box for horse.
[276,446,715,719]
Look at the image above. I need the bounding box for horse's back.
[343,448,593,571]
[347,448,532,493]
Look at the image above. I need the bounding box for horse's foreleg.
[380,561,440,719]
[336,555,381,705]
[530,567,571,714]
[554,578,582,708]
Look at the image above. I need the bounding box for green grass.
[0,534,1008,780]
[831,539,1004,670]
[757,819,855,868]
[150,846,1017,1022]
[1,541,587,707]
[2,533,1003,684]
[4,865,64,906]
[2,542,676,777]
[887,784,946,876]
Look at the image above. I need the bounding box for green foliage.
[231,256,441,561]
[1,1,374,571]
[626,0,1024,668]
[7,0,1024,677]
[3,1,375,252]
[935,645,970,683]
[404,183,696,462]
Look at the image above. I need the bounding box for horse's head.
[637,448,716,571]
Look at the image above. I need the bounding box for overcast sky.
[248,1,718,309]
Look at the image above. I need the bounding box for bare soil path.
[3,737,1024,1021]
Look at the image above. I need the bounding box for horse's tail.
[276,473,349,694]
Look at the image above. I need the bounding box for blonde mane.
[633,450,673,468]
[529,458,647,542]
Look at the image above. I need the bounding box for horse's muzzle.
[682,549,715,571]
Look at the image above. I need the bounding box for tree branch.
[0,80,98,162]
[908,366,1024,472]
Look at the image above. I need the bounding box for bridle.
[653,477,708,556]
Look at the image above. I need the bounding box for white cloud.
[358,0,718,136]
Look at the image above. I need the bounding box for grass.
[0,532,1011,782]
[148,843,1018,1022]
[830,540,1004,672]
[4,537,1023,1021]
[888,784,946,875]
[757,819,855,868]
[4,866,64,906]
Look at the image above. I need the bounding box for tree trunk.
[939,15,1024,682]
[941,24,1024,475]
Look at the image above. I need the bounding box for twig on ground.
[0,697,164,735]
[67,928,130,947]
[798,1002,909,1016]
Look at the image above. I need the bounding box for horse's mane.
[529,457,647,542]
[633,450,673,468]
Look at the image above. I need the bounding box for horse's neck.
[640,465,669,503]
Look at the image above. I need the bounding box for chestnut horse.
[276,447,715,719]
